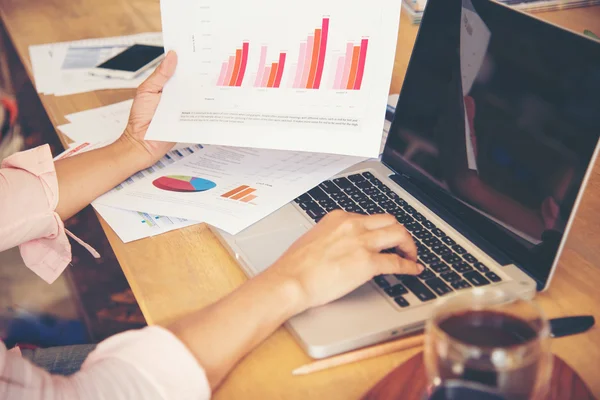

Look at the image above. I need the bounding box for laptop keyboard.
[294,171,503,309]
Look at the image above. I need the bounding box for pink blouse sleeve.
[1,326,211,400]
[0,144,98,283]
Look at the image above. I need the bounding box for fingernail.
[418,263,425,273]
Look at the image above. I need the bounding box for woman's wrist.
[254,267,307,321]
[110,134,154,173]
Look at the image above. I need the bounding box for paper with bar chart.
[95,145,363,234]
[147,0,401,157]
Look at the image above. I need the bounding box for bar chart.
[289,17,330,89]
[217,42,250,87]
[254,47,287,88]
[221,185,258,203]
[332,38,369,90]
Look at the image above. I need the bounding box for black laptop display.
[383,0,600,287]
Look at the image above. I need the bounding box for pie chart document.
[95,144,364,234]
[145,0,402,157]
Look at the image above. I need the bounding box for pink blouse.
[0,145,211,399]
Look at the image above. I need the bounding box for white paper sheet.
[95,145,364,234]
[29,33,162,96]
[144,0,401,157]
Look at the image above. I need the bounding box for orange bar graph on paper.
[221,185,249,198]
[231,187,256,200]
[306,28,321,89]
[267,63,278,88]
[228,49,243,86]
[346,46,361,90]
[240,194,257,203]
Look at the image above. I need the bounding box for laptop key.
[442,253,461,264]
[485,271,502,282]
[348,173,365,183]
[440,271,461,282]
[394,296,410,308]
[298,200,316,210]
[295,193,312,203]
[414,213,426,222]
[431,262,451,273]
[385,284,409,297]
[351,192,367,202]
[370,178,384,187]
[404,205,417,214]
[431,228,446,237]
[452,245,466,254]
[395,198,408,207]
[432,245,451,255]
[452,262,473,273]
[401,276,437,302]
[420,253,440,265]
[452,280,472,290]
[425,278,453,296]
[364,187,380,197]
[362,171,376,180]
[442,236,456,246]
[463,271,491,286]
[308,186,329,200]
[418,268,436,280]
[355,180,373,190]
[325,204,341,212]
[319,180,341,194]
[422,220,435,229]
[463,253,478,264]
[473,262,490,272]
[306,207,327,220]
[373,276,391,289]
[343,204,362,214]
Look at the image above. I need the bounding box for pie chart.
[152,175,216,193]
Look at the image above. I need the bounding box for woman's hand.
[117,50,178,170]
[262,210,423,314]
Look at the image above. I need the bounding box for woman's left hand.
[118,50,178,170]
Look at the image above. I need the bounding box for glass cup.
[424,287,552,400]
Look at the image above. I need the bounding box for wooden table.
[1,1,600,398]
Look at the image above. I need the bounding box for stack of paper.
[57,101,364,241]
[29,33,162,96]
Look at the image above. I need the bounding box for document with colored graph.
[145,0,402,157]
[94,145,363,234]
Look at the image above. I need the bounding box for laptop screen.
[383,0,600,287]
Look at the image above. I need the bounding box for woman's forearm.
[168,270,303,390]
[54,138,146,220]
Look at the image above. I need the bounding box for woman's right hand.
[263,210,423,315]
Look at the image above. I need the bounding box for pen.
[292,315,595,375]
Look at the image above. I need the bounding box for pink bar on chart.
[223,56,236,87]
[333,56,345,89]
[313,17,329,89]
[353,39,369,90]
[293,42,306,88]
[260,66,271,87]
[300,36,314,88]
[273,53,286,88]
[341,43,353,91]
[216,62,228,86]
[254,45,268,87]
[235,42,250,86]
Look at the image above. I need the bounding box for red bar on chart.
[235,42,249,87]
[221,185,250,198]
[353,39,369,90]
[217,62,228,86]
[254,46,268,87]
[300,35,314,88]
[273,53,286,88]
[306,28,321,88]
[333,56,345,89]
[228,48,242,86]
[293,42,306,88]
[267,62,278,88]
[313,17,329,89]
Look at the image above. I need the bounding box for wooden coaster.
[362,352,593,400]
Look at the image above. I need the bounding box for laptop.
[214,0,600,358]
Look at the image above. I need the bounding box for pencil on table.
[292,334,425,376]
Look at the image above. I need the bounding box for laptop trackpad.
[236,225,306,274]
